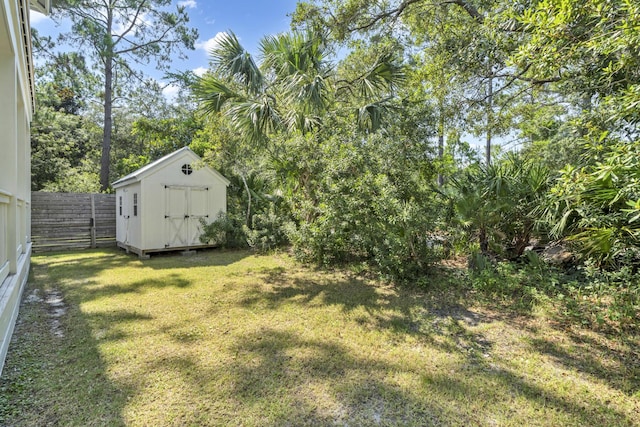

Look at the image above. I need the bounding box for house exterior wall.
[0,0,38,376]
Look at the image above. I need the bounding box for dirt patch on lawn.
[24,288,67,338]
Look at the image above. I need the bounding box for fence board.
[31,192,116,252]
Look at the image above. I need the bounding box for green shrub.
[573,261,640,328]
[451,152,550,258]
[199,212,248,249]
[544,141,640,268]
[280,128,446,282]
[244,204,291,251]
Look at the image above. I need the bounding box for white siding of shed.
[115,182,142,249]
[140,152,227,251]
[114,148,227,255]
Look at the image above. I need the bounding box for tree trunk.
[100,10,114,192]
[100,54,113,192]
[479,228,489,254]
[437,110,444,187]
[485,75,493,166]
[240,172,252,227]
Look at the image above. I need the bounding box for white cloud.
[112,12,153,36]
[195,32,229,53]
[178,0,197,8]
[162,83,180,100]
[193,66,208,77]
[30,10,49,24]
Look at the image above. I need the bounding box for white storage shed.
[112,147,229,257]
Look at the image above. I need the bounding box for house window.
[119,196,122,216]
[133,193,138,216]
[181,164,193,175]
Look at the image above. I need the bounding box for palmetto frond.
[194,28,400,143]
[192,76,244,115]
[260,31,332,121]
[286,72,330,114]
[352,54,404,99]
[282,109,322,134]
[260,31,327,78]
[356,98,392,132]
[227,95,283,144]
[209,31,263,95]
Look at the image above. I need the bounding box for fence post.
[90,193,96,248]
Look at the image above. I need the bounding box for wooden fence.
[31,192,116,252]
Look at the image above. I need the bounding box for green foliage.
[565,261,640,328]
[514,0,640,101]
[452,152,551,258]
[54,0,198,190]
[545,141,640,267]
[282,124,445,282]
[199,212,248,249]
[466,254,639,330]
[245,203,291,251]
[129,106,203,159]
[30,106,101,191]
[193,29,403,144]
[113,154,150,180]
[31,37,99,115]
[40,161,102,193]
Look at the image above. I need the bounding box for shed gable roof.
[112,147,230,188]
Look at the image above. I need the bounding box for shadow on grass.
[240,269,384,312]
[36,247,252,277]
[140,247,252,269]
[528,332,640,397]
[85,309,155,343]
[8,250,636,425]
[234,268,636,424]
[434,265,640,398]
[225,328,447,425]
[72,273,192,302]
[144,324,634,426]
[144,327,454,426]
[0,278,132,425]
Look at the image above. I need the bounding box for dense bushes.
[544,140,640,267]
[199,212,248,249]
[199,120,448,282]
[451,152,550,258]
[280,127,447,281]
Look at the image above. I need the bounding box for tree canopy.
[54,0,198,190]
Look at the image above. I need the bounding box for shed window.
[119,196,122,216]
[133,193,138,216]
[181,164,193,175]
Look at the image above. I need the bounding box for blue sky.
[30,0,300,97]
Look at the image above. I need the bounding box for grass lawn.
[1,248,638,426]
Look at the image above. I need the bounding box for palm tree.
[192,30,402,226]
[452,153,549,257]
[192,30,402,143]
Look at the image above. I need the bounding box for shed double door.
[164,185,209,248]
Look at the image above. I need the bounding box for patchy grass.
[1,248,638,426]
